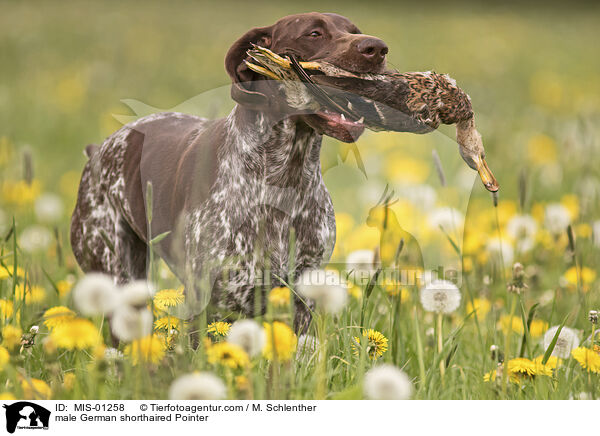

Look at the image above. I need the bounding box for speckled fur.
[71,108,334,331]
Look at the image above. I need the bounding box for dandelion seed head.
[419,279,461,313]
[119,280,155,308]
[544,203,571,235]
[34,193,63,223]
[543,325,580,358]
[364,364,413,400]
[111,306,153,342]
[296,269,348,314]
[73,273,118,316]
[227,319,265,357]
[19,225,52,253]
[168,372,226,400]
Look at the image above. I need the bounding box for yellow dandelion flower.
[21,377,51,400]
[56,279,73,297]
[43,306,76,330]
[563,266,596,292]
[207,321,231,337]
[507,358,535,376]
[572,347,600,373]
[268,286,291,307]
[262,321,297,362]
[0,392,15,400]
[207,342,250,369]
[348,283,363,300]
[154,316,181,331]
[352,329,388,360]
[1,180,41,206]
[0,265,25,280]
[15,284,46,304]
[0,300,14,320]
[153,288,184,311]
[499,315,524,334]
[466,298,491,319]
[124,334,166,365]
[63,373,76,391]
[526,134,557,165]
[50,318,100,350]
[533,355,560,370]
[575,223,592,238]
[561,194,579,221]
[2,325,22,349]
[0,345,10,367]
[235,375,250,391]
[483,366,520,384]
[529,319,549,338]
[381,280,411,301]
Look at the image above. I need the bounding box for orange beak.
[473,154,499,192]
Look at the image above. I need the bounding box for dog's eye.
[308,30,322,37]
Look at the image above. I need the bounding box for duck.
[245,45,499,192]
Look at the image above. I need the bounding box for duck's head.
[456,118,499,192]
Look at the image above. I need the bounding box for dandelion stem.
[437,312,445,382]
[502,293,517,394]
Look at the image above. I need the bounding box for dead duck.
[245,45,499,192]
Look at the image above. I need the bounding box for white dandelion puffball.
[73,273,118,316]
[227,319,266,357]
[296,334,319,360]
[118,280,156,307]
[34,193,64,223]
[364,364,413,400]
[486,237,515,266]
[544,203,571,235]
[296,269,348,314]
[111,306,153,342]
[168,372,227,400]
[506,214,538,252]
[399,184,437,211]
[420,279,461,314]
[543,325,580,359]
[19,225,53,253]
[346,249,379,284]
[427,207,464,232]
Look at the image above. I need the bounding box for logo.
[2,402,50,433]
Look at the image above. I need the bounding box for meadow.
[1,0,600,400]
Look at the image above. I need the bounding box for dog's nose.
[357,37,388,63]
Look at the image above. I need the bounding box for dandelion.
[543,325,580,358]
[499,315,524,334]
[466,298,491,319]
[420,280,461,314]
[571,347,600,373]
[2,325,22,349]
[0,346,10,367]
[227,319,266,357]
[34,193,64,223]
[507,358,536,376]
[563,266,596,292]
[364,364,413,400]
[124,334,166,365]
[56,278,74,297]
[0,299,14,319]
[207,321,231,337]
[62,373,76,391]
[506,214,538,252]
[154,316,181,331]
[153,288,184,311]
[262,321,297,361]
[168,372,226,400]
[268,286,291,307]
[352,329,388,360]
[19,225,52,253]
[15,284,46,304]
[427,207,464,232]
[529,320,549,338]
[50,318,100,350]
[544,203,571,235]
[533,355,560,369]
[43,306,76,330]
[119,280,156,307]
[0,265,25,280]
[73,273,118,316]
[20,378,51,400]
[111,306,153,342]
[296,269,348,314]
[207,342,250,369]
[345,249,379,283]
[104,347,124,361]
[486,237,514,267]
[0,392,15,400]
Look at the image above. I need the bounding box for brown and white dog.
[70,12,389,331]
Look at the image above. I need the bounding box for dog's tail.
[83,144,99,159]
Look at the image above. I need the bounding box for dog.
[70,12,389,331]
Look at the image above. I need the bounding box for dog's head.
[225,12,389,142]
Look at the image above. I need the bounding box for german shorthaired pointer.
[70,12,389,331]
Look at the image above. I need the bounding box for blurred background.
[1,0,600,278]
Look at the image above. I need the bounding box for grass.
[0,0,599,400]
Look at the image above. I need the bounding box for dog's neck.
[224,105,323,188]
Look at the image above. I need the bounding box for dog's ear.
[225,26,273,109]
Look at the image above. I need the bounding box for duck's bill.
[473,155,499,192]
[245,45,320,79]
